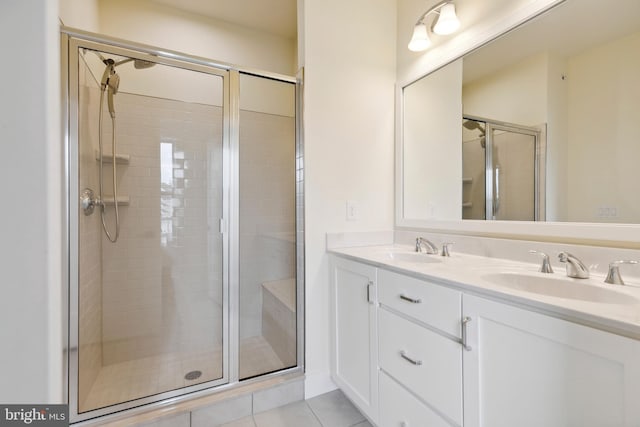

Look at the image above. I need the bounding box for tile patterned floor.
[82,336,288,412]
[220,390,372,427]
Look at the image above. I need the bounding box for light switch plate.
[346,200,359,221]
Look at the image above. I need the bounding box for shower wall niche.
[66,34,301,424]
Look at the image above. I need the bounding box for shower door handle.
[493,166,500,217]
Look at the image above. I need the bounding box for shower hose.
[98,88,120,243]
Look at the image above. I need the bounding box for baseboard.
[304,372,337,399]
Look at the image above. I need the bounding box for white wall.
[60,0,295,75]
[59,0,99,31]
[567,31,640,223]
[0,0,62,403]
[404,60,462,220]
[97,0,296,76]
[463,53,548,126]
[545,53,569,221]
[301,0,397,397]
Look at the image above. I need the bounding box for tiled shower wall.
[98,91,225,365]
[78,58,104,407]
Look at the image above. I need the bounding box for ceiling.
[463,0,640,83]
[151,0,297,39]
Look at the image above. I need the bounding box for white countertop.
[329,244,640,340]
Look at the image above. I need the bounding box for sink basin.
[383,251,441,264]
[482,272,638,305]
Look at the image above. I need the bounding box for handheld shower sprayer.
[83,52,157,243]
[100,59,120,119]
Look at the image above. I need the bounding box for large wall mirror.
[399,0,640,229]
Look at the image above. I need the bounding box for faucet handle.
[441,242,454,257]
[529,250,554,273]
[604,260,639,285]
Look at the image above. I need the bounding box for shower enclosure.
[62,29,303,423]
[462,116,545,221]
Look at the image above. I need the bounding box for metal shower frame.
[61,27,305,424]
[463,114,546,221]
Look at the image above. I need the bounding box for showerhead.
[463,119,485,134]
[113,57,156,69]
[463,119,486,148]
[133,59,155,69]
[99,55,155,119]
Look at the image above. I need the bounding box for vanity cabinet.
[330,257,378,423]
[331,255,640,427]
[379,371,452,427]
[378,269,463,426]
[463,294,640,427]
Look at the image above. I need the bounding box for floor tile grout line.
[304,401,326,427]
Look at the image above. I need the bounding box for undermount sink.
[482,272,638,305]
[383,251,441,264]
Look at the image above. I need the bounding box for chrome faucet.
[415,237,438,254]
[529,250,554,273]
[558,252,589,279]
[604,260,638,285]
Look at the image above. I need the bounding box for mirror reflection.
[462,116,543,221]
[402,0,640,223]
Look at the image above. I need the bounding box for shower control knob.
[80,188,98,216]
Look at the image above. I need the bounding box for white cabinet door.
[331,257,378,423]
[463,294,640,427]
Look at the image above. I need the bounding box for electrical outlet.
[346,200,359,221]
[596,206,619,218]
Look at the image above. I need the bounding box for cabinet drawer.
[378,269,461,337]
[379,371,450,427]
[379,309,462,425]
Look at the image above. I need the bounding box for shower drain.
[184,370,202,381]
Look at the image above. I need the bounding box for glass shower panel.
[238,73,297,380]
[491,129,536,220]
[76,49,225,412]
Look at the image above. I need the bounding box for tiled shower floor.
[81,336,288,413]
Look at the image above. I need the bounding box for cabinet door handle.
[399,350,422,366]
[367,281,374,304]
[462,316,472,351]
[399,294,422,304]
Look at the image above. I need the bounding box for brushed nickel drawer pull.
[367,281,374,304]
[399,294,422,304]
[462,316,472,351]
[399,350,422,366]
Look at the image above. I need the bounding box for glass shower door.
[488,125,537,221]
[72,43,228,417]
[462,118,541,221]
[238,73,297,379]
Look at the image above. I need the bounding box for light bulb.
[408,23,431,52]
[433,3,460,35]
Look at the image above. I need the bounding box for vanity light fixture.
[408,1,461,52]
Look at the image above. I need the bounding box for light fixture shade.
[433,3,460,35]
[408,23,431,52]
